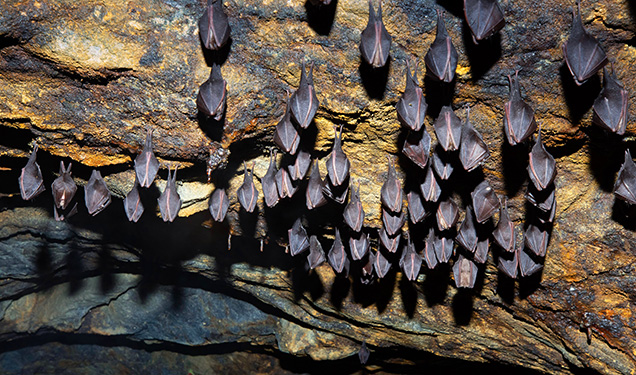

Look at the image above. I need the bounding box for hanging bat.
[459,107,490,172]
[306,161,328,209]
[374,249,392,278]
[456,206,478,253]
[379,227,400,253]
[425,10,458,82]
[358,341,370,365]
[54,202,78,222]
[400,236,422,281]
[519,248,543,277]
[288,149,311,181]
[19,143,45,200]
[474,239,489,264]
[359,0,392,68]
[498,247,519,279]
[434,106,462,152]
[197,63,227,121]
[134,128,160,188]
[463,0,505,44]
[396,60,427,132]
[325,126,350,186]
[562,1,608,86]
[289,62,319,130]
[209,188,230,222]
[471,180,499,223]
[124,177,144,222]
[328,228,350,275]
[237,162,258,212]
[274,99,301,155]
[436,198,459,231]
[322,177,350,204]
[344,184,365,232]
[432,146,454,180]
[261,149,279,208]
[423,228,439,269]
[402,130,431,169]
[525,184,555,213]
[84,170,111,216]
[524,224,549,257]
[407,190,428,223]
[420,163,441,202]
[527,128,556,191]
[350,231,370,260]
[593,67,628,135]
[276,167,297,199]
[381,156,402,213]
[504,71,537,145]
[158,167,181,222]
[453,255,478,288]
[361,252,375,284]
[614,150,636,205]
[307,235,326,269]
[493,199,515,252]
[199,0,231,50]
[432,230,454,263]
[288,218,310,256]
[382,208,405,237]
[52,161,77,210]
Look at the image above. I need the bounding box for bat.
[379,227,400,253]
[373,249,392,278]
[432,230,454,263]
[344,184,365,232]
[524,224,549,257]
[325,126,350,186]
[396,60,427,132]
[498,247,519,279]
[380,156,402,213]
[525,184,555,212]
[261,149,280,208]
[199,0,231,50]
[459,108,490,172]
[463,0,505,44]
[425,10,458,83]
[197,63,227,121]
[434,106,462,152]
[407,190,428,223]
[84,170,111,216]
[209,188,229,222]
[306,161,328,209]
[123,178,144,222]
[359,0,392,68]
[436,198,459,231]
[493,199,515,252]
[382,208,405,237]
[423,228,439,269]
[471,180,499,223]
[527,128,556,191]
[51,161,77,210]
[593,67,628,135]
[237,162,258,212]
[307,235,326,269]
[562,1,608,86]
[328,228,350,275]
[54,203,77,222]
[134,128,160,188]
[614,150,636,205]
[432,146,454,180]
[358,341,370,365]
[273,99,300,155]
[19,143,45,200]
[349,231,370,260]
[158,167,181,222]
[456,206,478,253]
[289,62,319,130]
[474,238,489,264]
[504,71,537,145]
[288,149,311,181]
[276,167,297,199]
[537,197,556,225]
[453,255,478,288]
[361,252,375,284]
[519,248,543,277]
[402,130,431,169]
[420,163,441,202]
[400,236,422,281]
[288,218,310,256]
[322,177,349,204]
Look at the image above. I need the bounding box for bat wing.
[423,229,439,269]
[124,180,144,222]
[358,341,370,365]
[407,190,427,224]
[275,168,297,199]
[134,129,160,188]
[237,164,259,212]
[593,68,628,135]
[290,62,319,129]
[613,150,636,205]
[307,235,326,269]
[306,162,328,209]
[288,149,311,181]
[343,186,365,231]
[382,208,405,237]
[262,151,280,208]
[519,249,543,277]
[563,8,607,85]
[273,107,300,155]
[399,239,422,281]
[420,163,441,202]
[379,227,400,253]
[464,0,505,42]
[436,199,459,231]
[453,255,478,288]
[158,168,182,222]
[349,232,370,261]
[525,185,555,213]
[402,130,431,169]
[209,188,230,222]
[328,229,349,274]
[493,203,515,251]
[325,128,350,186]
[19,145,45,200]
[288,218,310,256]
[373,250,392,278]
[524,224,549,257]
[459,117,490,172]
[471,180,499,223]
[199,0,231,50]
[380,158,402,213]
[456,207,478,252]
[474,239,489,264]
[527,131,556,190]
[498,249,519,278]
[197,64,227,120]
[504,73,536,145]
[52,162,77,210]
[434,106,462,152]
[424,11,458,82]
[396,63,426,131]
[85,170,112,216]
[359,2,392,68]
[433,232,453,263]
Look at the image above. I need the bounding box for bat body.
[124,178,144,222]
[463,0,505,44]
[407,190,427,223]
[328,228,349,275]
[524,224,549,257]
[379,227,400,253]
[380,157,402,213]
[474,239,489,264]
[288,149,311,181]
[325,127,350,186]
[420,164,441,202]
[134,128,160,188]
[275,167,297,199]
[307,235,326,269]
[274,102,300,155]
[344,185,365,232]
[361,253,375,284]
[262,150,279,208]
[527,130,556,191]
[459,108,490,172]
[306,161,328,209]
[434,106,462,152]
[432,230,454,263]
[197,64,227,121]
[349,231,370,260]
[209,188,229,222]
[19,144,45,200]
[289,62,319,129]
[84,170,111,216]
[237,162,258,212]
[322,177,349,204]
[436,198,459,231]
[471,180,499,223]
[402,130,431,169]
[400,237,422,281]
[425,10,458,82]
[519,248,542,277]
[382,208,405,236]
[504,72,537,145]
[614,150,636,205]
[396,60,427,131]
[199,0,231,50]
[423,229,439,269]
[498,248,518,279]
[456,206,478,253]
[52,161,77,210]
[432,147,454,180]
[373,249,391,278]
[158,167,181,222]
[493,201,515,252]
[453,255,478,288]
[358,341,370,365]
[593,68,628,135]
[525,185,555,213]
[359,0,392,68]
[288,218,310,256]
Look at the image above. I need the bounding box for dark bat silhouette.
[471,180,499,223]
[361,253,375,284]
[359,0,392,68]
[328,228,350,275]
[306,161,328,209]
[209,188,229,222]
[407,190,427,223]
[52,161,77,210]
[432,230,454,263]
[432,146,454,180]
[474,239,489,264]
[463,0,505,44]
[358,341,370,365]
[381,156,402,213]
[420,163,441,202]
[288,149,311,181]
[436,198,459,231]
[261,149,280,208]
[423,228,439,269]
[498,248,519,279]
[274,99,300,155]
[237,162,258,212]
[434,106,462,152]
[504,71,537,145]
[527,128,556,191]
[525,184,555,212]
[326,126,350,186]
[519,248,543,277]
[396,60,427,131]
[124,178,144,222]
[134,128,160,188]
[307,235,326,270]
[453,255,478,288]
[524,224,548,257]
[309,0,332,5]
[425,10,458,83]
[19,144,45,200]
[459,108,490,172]
[290,62,319,129]
[85,170,111,216]
[288,218,310,256]
[158,167,181,222]
[199,0,231,50]
[402,130,431,169]
[379,227,400,253]
[562,1,608,86]
[322,176,350,204]
[350,231,370,260]
[400,236,422,281]
[493,199,515,252]
[593,67,628,135]
[276,167,297,199]
[344,184,365,232]
[614,150,636,205]
[373,249,392,278]
[197,64,227,121]
[382,208,405,237]
[456,206,478,252]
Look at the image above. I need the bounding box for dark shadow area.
[559,63,601,125]
[611,199,636,231]
[584,125,624,192]
[359,57,391,100]
[305,0,338,36]
[518,268,544,300]
[451,288,474,326]
[398,276,418,318]
[200,37,232,68]
[494,248,516,304]
[197,111,225,143]
[462,26,501,81]
[501,140,529,197]
[424,76,456,119]
[422,263,450,307]
[436,0,464,18]
[329,273,350,310]
[65,242,84,296]
[374,270,397,314]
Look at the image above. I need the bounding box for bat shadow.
[500,140,529,197]
[398,275,418,319]
[559,63,601,125]
[436,0,464,18]
[374,269,397,314]
[451,289,474,326]
[422,263,450,307]
[424,76,456,119]
[584,125,625,193]
[200,37,232,68]
[359,57,391,100]
[494,247,516,304]
[197,111,225,143]
[611,199,636,231]
[462,26,501,81]
[305,0,338,36]
[329,274,351,310]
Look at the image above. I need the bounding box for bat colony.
[17,0,630,301]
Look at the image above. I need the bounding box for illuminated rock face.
[1,0,636,374]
